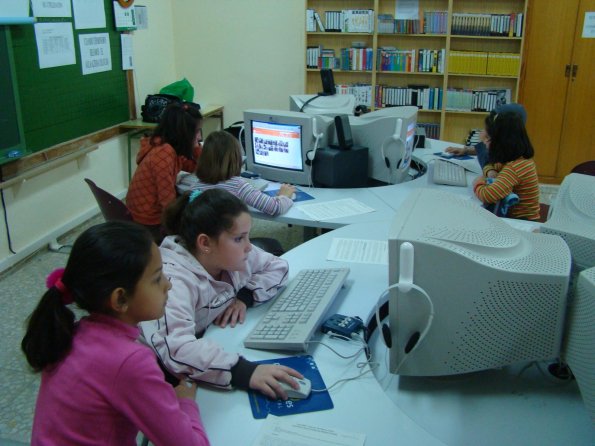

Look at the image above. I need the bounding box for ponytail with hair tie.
[46,268,74,305]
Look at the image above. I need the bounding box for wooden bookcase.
[305,0,528,144]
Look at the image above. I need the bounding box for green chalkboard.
[6,0,129,155]
[0,27,24,161]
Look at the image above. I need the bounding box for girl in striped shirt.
[473,111,541,221]
[189,131,296,216]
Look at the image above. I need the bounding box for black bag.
[141,94,182,123]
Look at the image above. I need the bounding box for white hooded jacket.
[143,235,289,388]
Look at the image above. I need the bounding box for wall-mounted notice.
[79,32,112,74]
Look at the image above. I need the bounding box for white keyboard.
[243,268,350,351]
[245,177,269,191]
[432,159,467,187]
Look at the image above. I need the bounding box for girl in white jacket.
[143,188,302,399]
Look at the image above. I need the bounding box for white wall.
[171,0,306,125]
[0,0,176,271]
[0,0,307,271]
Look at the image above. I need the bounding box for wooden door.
[519,0,579,182]
[556,0,595,178]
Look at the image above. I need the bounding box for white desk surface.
[195,221,593,445]
[250,139,484,229]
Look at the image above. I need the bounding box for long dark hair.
[162,189,249,253]
[151,103,203,159]
[21,221,154,372]
[486,110,534,164]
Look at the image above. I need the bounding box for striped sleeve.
[235,179,293,216]
[474,165,518,204]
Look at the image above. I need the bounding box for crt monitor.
[289,94,356,116]
[386,188,571,376]
[243,109,331,186]
[350,106,418,184]
[561,266,595,423]
[541,173,595,273]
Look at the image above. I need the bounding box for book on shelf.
[451,12,524,37]
[314,11,325,32]
[306,9,316,32]
[377,14,395,33]
[445,88,511,112]
[324,10,342,32]
[343,9,374,33]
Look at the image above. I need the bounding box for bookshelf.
[305,0,528,144]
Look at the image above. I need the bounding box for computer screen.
[541,173,595,273]
[289,94,356,116]
[243,109,331,186]
[386,189,571,376]
[350,106,418,184]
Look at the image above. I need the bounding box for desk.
[120,104,224,182]
[195,221,594,445]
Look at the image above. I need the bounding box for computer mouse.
[277,377,311,399]
[291,192,297,201]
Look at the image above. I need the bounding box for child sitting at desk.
[472,111,541,221]
[142,188,303,400]
[127,103,203,242]
[21,221,209,446]
[184,130,295,216]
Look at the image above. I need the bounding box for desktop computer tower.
[312,146,369,188]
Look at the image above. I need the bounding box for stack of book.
[375,84,442,110]
[486,53,520,76]
[377,14,395,33]
[340,47,374,71]
[417,49,445,73]
[449,51,520,76]
[423,11,448,34]
[377,47,416,72]
[417,122,440,140]
[336,83,373,107]
[451,12,523,37]
[445,88,511,112]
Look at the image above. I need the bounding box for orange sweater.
[474,158,540,221]
[126,137,200,225]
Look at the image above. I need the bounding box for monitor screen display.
[251,120,304,172]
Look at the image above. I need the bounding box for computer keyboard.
[245,177,269,191]
[432,159,467,187]
[243,268,350,351]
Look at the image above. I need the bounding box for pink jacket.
[143,235,288,388]
[31,314,209,446]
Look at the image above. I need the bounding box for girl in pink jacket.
[144,188,303,400]
[21,221,209,446]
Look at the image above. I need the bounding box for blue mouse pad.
[433,152,473,160]
[247,355,333,419]
[262,189,315,202]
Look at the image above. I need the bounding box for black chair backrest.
[571,161,595,176]
[84,178,133,222]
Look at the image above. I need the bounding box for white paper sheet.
[328,238,388,265]
[134,5,148,30]
[0,0,29,18]
[79,33,111,74]
[121,33,133,70]
[395,0,419,20]
[31,0,71,17]
[252,417,365,446]
[113,1,136,30]
[582,12,595,38]
[34,22,76,69]
[297,198,375,221]
[72,0,106,29]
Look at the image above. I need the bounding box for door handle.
[565,64,571,77]
[571,64,578,80]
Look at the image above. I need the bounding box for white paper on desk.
[31,0,71,17]
[34,22,76,69]
[328,238,388,265]
[72,0,106,29]
[298,198,375,221]
[79,33,111,75]
[252,416,365,446]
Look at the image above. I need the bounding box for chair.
[84,178,133,222]
[571,160,595,176]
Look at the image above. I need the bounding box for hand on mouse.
[249,364,303,400]
[278,184,296,199]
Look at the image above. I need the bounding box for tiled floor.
[0,185,558,444]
